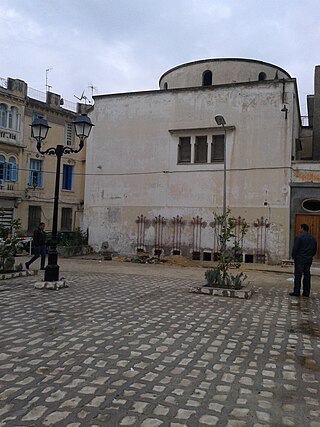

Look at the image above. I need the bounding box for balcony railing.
[0,181,17,191]
[0,129,18,144]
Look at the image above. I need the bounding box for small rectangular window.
[211,135,225,162]
[62,164,73,190]
[178,137,191,163]
[194,136,207,163]
[61,207,72,231]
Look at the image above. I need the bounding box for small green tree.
[205,210,248,289]
[0,210,22,272]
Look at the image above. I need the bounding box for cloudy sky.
[1,0,319,114]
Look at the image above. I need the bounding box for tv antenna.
[74,90,91,105]
[88,83,97,98]
[45,67,53,92]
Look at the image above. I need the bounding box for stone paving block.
[0,271,319,426]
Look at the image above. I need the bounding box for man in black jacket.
[290,223,317,297]
[25,222,47,271]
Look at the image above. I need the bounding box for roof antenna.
[45,67,53,92]
[88,83,97,100]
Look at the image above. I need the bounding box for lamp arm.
[35,139,85,156]
[36,142,57,156]
[62,139,84,154]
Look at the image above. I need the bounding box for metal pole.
[44,145,63,282]
[222,124,227,220]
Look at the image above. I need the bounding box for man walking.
[25,222,47,271]
[290,223,317,297]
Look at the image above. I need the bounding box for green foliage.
[205,209,248,289]
[15,262,23,272]
[57,229,88,247]
[0,210,22,272]
[205,268,247,290]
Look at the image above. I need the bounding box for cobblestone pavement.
[0,269,320,426]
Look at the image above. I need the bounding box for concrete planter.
[0,270,37,280]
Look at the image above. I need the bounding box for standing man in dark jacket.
[290,223,317,297]
[25,222,47,271]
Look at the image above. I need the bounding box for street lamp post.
[30,113,94,282]
[215,115,227,251]
[214,115,227,218]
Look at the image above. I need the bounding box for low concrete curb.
[34,279,68,290]
[189,285,254,299]
[0,270,38,281]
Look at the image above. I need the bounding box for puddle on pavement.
[277,353,320,372]
[292,320,320,338]
[291,354,320,371]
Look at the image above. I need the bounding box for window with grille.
[178,137,191,163]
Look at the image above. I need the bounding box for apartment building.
[0,77,86,235]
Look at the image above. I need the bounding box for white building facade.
[85,58,301,263]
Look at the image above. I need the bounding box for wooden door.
[295,214,320,259]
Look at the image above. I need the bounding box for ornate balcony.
[0,129,19,145]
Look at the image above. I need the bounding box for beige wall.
[159,58,291,89]
[85,73,300,263]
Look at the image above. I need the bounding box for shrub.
[205,209,248,289]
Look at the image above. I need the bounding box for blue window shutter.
[62,164,67,189]
[68,166,73,190]
[62,165,73,190]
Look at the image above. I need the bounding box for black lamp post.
[30,113,94,282]
[215,114,227,253]
[214,115,227,219]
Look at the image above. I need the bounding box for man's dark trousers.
[294,257,312,296]
[26,245,46,270]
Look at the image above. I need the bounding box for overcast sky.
[1,0,319,115]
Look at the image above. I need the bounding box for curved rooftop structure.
[159,58,292,90]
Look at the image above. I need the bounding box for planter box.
[189,285,254,299]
